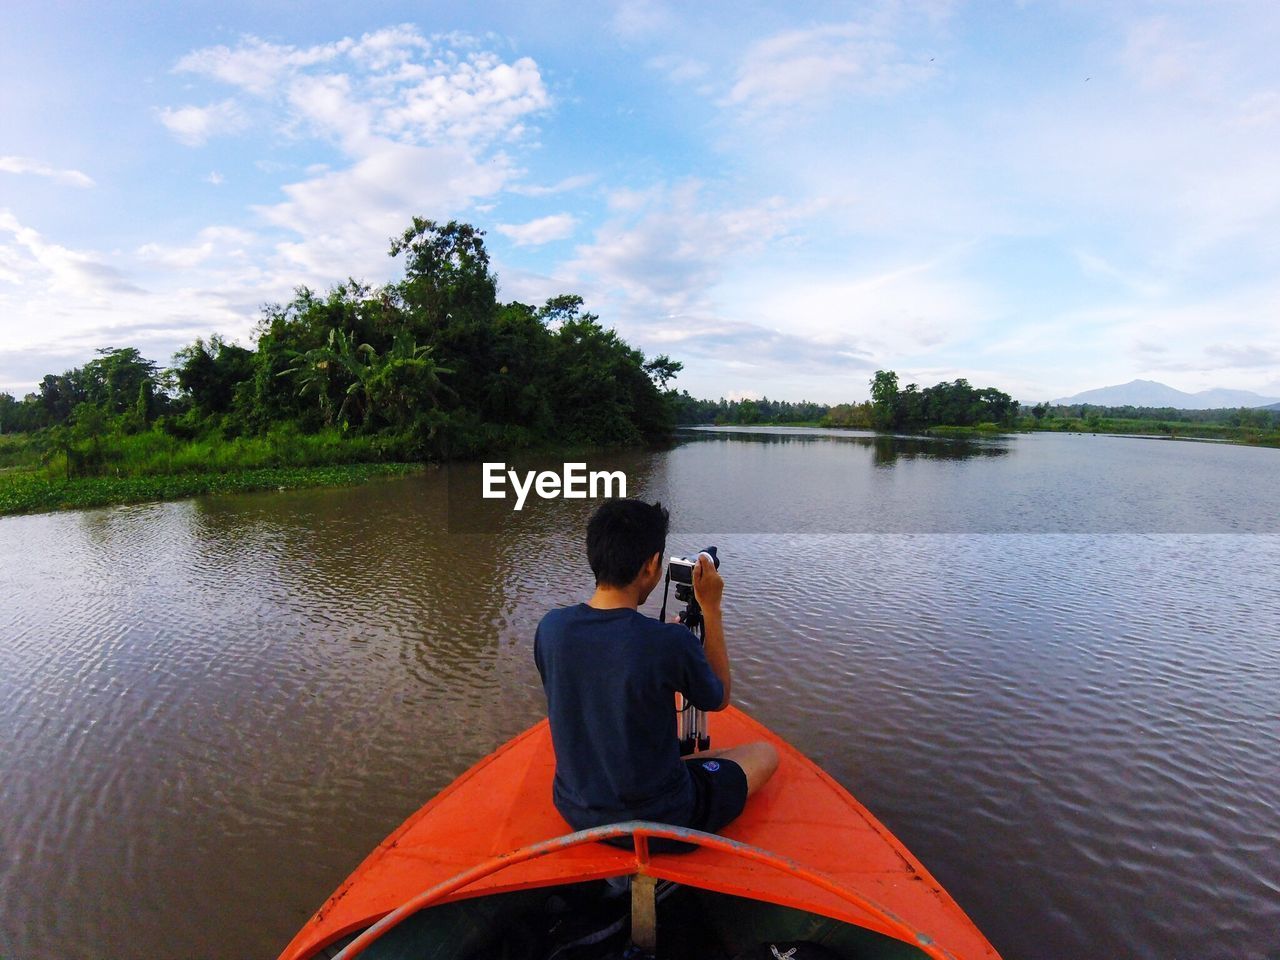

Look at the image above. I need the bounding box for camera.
[667,546,719,588]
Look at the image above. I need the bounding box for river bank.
[0,427,661,517]
[1026,416,1280,447]
[0,462,422,516]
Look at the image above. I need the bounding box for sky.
[2,0,1279,404]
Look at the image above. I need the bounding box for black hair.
[586,498,669,587]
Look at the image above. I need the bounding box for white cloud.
[0,210,144,298]
[567,181,794,315]
[0,156,94,188]
[174,35,349,96]
[496,213,577,246]
[648,54,711,86]
[155,28,553,291]
[285,72,373,150]
[726,254,991,363]
[508,173,597,197]
[379,53,550,145]
[553,181,892,386]
[256,141,514,281]
[135,226,256,270]
[0,213,276,393]
[156,99,248,147]
[612,0,678,39]
[204,171,225,186]
[724,20,936,113]
[171,28,549,150]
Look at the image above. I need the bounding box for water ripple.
[2,463,1279,958]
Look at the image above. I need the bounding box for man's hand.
[692,553,723,612]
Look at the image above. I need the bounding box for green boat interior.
[316,881,933,960]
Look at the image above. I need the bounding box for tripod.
[658,549,717,755]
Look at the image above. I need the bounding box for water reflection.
[677,425,1013,468]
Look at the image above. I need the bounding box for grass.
[81,424,388,475]
[0,462,421,516]
[0,425,429,517]
[0,433,38,469]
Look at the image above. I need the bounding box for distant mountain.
[1052,379,1280,410]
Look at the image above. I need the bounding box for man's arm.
[693,554,731,710]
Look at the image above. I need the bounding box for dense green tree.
[37,373,84,425]
[643,355,683,390]
[364,333,453,428]
[81,348,159,415]
[859,371,1019,430]
[391,218,495,331]
[665,393,830,425]
[822,402,872,428]
[735,399,760,424]
[870,370,900,429]
[0,392,25,433]
[174,335,255,416]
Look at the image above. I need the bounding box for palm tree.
[366,332,454,428]
[280,328,376,428]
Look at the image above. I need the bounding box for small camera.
[666,546,718,587]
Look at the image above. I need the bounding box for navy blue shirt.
[534,604,725,829]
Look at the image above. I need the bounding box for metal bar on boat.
[328,821,956,960]
[633,832,651,871]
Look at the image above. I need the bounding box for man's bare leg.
[693,740,779,796]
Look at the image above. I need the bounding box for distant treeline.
[667,393,830,425]
[666,372,1021,430]
[0,219,683,477]
[1033,403,1279,428]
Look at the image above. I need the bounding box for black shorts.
[599,757,749,853]
[683,755,749,834]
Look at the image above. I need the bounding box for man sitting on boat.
[534,498,778,844]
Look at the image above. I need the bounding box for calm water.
[1,429,1277,959]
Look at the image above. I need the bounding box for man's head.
[586,498,669,594]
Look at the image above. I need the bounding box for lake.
[1,427,1277,959]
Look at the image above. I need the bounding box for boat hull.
[280,708,999,960]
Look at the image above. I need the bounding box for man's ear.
[647,551,663,576]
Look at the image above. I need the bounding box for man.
[534,498,778,841]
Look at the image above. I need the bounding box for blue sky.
[2,1,1279,404]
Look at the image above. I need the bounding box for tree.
[173,335,255,416]
[38,373,84,425]
[132,380,153,430]
[364,333,454,429]
[736,399,760,424]
[70,404,108,476]
[643,355,683,390]
[390,218,496,329]
[81,348,158,414]
[278,328,365,427]
[870,370,899,429]
[0,392,17,434]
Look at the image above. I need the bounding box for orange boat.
[280,707,1001,960]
